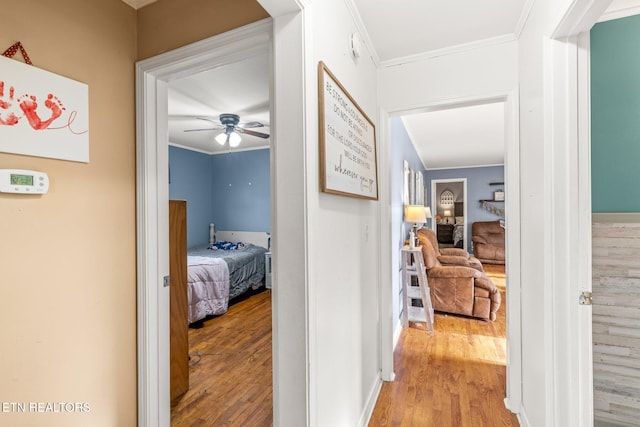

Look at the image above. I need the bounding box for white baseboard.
[358,375,383,427]
[517,406,531,427]
[358,319,403,426]
[599,3,640,23]
[393,318,403,350]
[504,397,520,414]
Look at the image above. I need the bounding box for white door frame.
[545,2,613,425]
[136,3,311,423]
[135,19,285,427]
[430,178,468,252]
[378,90,522,412]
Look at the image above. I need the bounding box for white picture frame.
[0,55,89,163]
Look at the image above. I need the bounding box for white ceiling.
[167,52,270,154]
[351,0,528,170]
[351,0,529,66]
[158,0,634,166]
[164,1,529,164]
[401,102,505,170]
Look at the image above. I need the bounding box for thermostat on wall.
[0,169,49,194]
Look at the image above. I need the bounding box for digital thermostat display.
[0,169,49,194]
[11,174,34,186]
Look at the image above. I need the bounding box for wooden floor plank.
[369,264,520,427]
[172,264,518,426]
[171,289,274,427]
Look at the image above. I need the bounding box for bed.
[186,228,269,324]
[452,201,465,248]
[452,223,464,247]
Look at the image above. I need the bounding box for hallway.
[369,265,518,426]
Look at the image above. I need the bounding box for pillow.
[455,216,464,225]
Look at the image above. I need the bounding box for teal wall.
[591,15,640,212]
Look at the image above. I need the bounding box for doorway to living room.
[380,93,521,411]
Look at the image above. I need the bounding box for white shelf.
[406,285,422,299]
[401,245,434,331]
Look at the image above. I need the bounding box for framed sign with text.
[318,61,378,200]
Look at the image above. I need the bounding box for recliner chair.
[416,228,484,271]
[416,229,501,321]
[471,221,505,265]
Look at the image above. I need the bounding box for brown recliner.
[417,232,501,321]
[416,228,484,271]
[471,221,505,265]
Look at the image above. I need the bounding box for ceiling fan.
[184,113,270,147]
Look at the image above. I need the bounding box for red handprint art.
[0,81,23,126]
[18,93,65,131]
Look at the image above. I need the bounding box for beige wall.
[0,1,270,425]
[137,0,268,60]
[0,1,137,426]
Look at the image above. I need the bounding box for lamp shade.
[228,131,241,147]
[444,209,452,217]
[215,132,228,145]
[215,131,242,147]
[424,206,432,219]
[404,205,427,224]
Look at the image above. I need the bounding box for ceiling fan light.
[228,132,241,147]
[215,133,228,145]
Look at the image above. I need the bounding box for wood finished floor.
[171,289,273,427]
[171,264,517,427]
[369,264,519,426]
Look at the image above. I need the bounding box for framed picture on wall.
[409,168,415,205]
[403,160,410,205]
[318,61,378,200]
[415,171,424,206]
[0,55,89,162]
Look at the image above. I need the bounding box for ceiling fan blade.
[236,128,270,139]
[184,127,219,132]
[238,121,264,129]
[184,118,224,132]
[196,117,221,125]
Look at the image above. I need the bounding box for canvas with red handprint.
[0,55,89,163]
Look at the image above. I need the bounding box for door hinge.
[163,275,171,287]
[579,291,592,305]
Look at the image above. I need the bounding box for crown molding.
[424,162,505,171]
[598,3,640,22]
[169,141,269,155]
[121,0,157,10]
[514,0,536,38]
[345,0,528,68]
[379,33,517,68]
[344,0,381,65]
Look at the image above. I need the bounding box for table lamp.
[444,209,452,224]
[404,205,427,249]
[424,206,432,227]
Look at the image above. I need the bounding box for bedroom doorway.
[166,43,273,423]
[135,19,286,426]
[430,178,467,252]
